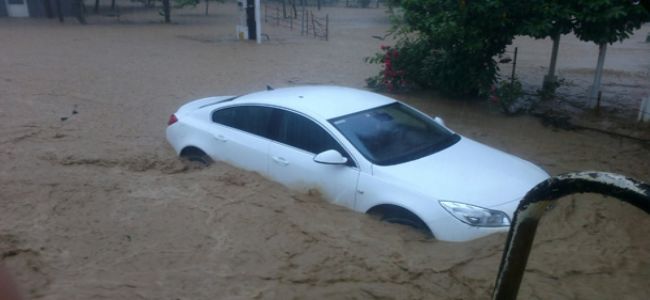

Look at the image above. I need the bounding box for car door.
[210,105,273,176]
[267,109,360,209]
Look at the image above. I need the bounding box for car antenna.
[266,85,274,91]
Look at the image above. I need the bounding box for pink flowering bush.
[364,45,410,93]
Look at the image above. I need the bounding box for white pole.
[255,0,261,44]
[543,34,560,89]
[639,96,650,123]
[589,43,607,108]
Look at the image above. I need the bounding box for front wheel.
[369,205,432,235]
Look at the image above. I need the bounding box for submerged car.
[166,86,549,242]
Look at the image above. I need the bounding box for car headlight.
[439,201,511,227]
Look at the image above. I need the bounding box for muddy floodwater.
[1,3,649,299]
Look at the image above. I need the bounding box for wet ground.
[1,2,649,299]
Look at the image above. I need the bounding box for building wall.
[0,1,9,17]
[0,0,73,18]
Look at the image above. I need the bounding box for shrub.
[365,0,522,97]
[365,45,411,92]
[489,79,525,115]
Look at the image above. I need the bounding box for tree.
[518,1,575,92]
[173,0,225,16]
[369,0,650,101]
[377,0,529,96]
[571,0,649,107]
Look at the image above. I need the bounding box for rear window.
[212,106,274,139]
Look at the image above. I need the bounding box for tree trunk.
[317,0,321,10]
[75,0,87,24]
[589,43,607,108]
[162,0,171,23]
[282,0,286,18]
[55,0,64,22]
[291,0,297,18]
[205,0,209,16]
[94,0,99,13]
[44,0,54,18]
[110,0,115,10]
[543,34,561,91]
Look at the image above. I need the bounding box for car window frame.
[211,104,359,169]
[211,105,276,139]
[272,108,358,168]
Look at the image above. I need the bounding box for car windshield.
[330,102,460,165]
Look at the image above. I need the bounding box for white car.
[166,86,549,242]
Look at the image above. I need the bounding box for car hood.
[372,137,549,208]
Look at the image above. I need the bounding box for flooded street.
[1,3,649,299]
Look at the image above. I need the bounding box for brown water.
[1,3,649,299]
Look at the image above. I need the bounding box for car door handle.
[272,156,289,166]
[214,134,227,142]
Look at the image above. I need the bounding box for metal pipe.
[492,171,650,300]
[510,47,518,83]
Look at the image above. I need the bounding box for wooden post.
[325,14,328,41]
[255,0,261,44]
[311,11,315,37]
[301,7,304,35]
[595,91,602,115]
[162,0,171,23]
[511,47,518,83]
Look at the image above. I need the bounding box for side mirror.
[314,150,348,165]
[434,116,446,127]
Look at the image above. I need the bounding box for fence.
[265,0,381,9]
[264,4,329,41]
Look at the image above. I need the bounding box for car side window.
[212,106,274,139]
[276,110,355,166]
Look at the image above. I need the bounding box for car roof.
[230,86,396,119]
